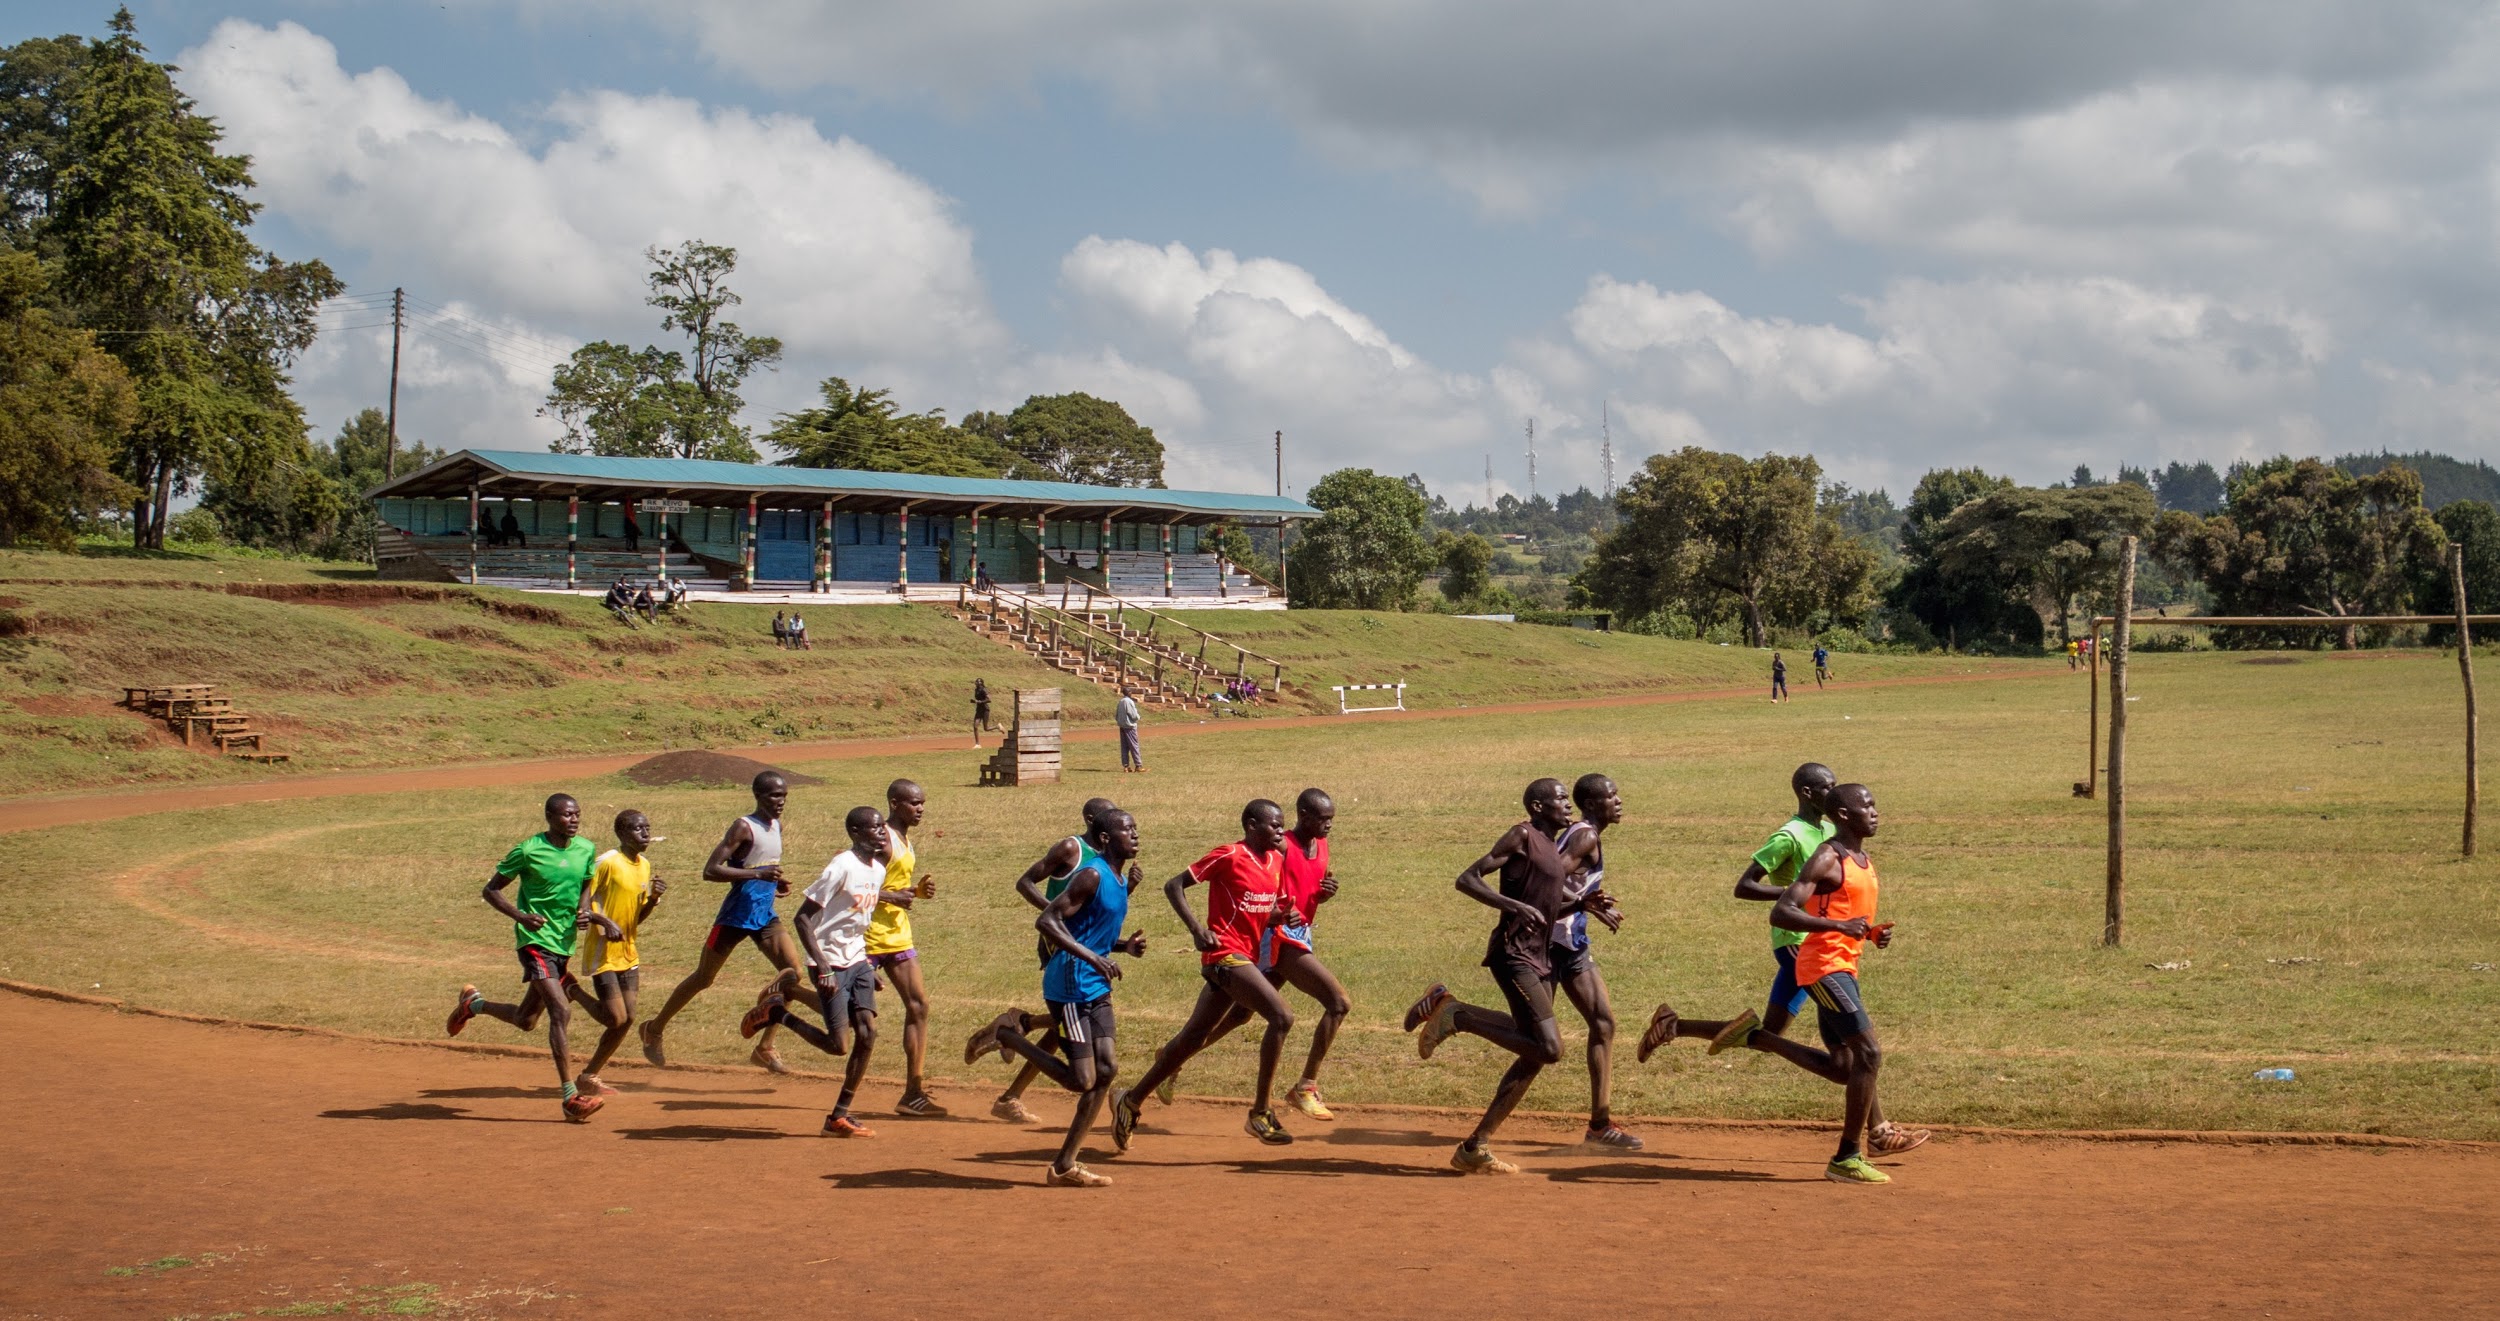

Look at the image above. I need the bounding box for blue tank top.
[713,813,782,930]
[1042,854,1128,1005]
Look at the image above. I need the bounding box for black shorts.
[590,968,640,998]
[1487,958,1556,1032]
[811,962,877,1023]
[1048,996,1115,1046]
[707,922,774,954]
[1807,970,1875,1048]
[1545,942,1594,984]
[517,947,569,984]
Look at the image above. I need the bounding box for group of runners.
[447,759,1925,1188]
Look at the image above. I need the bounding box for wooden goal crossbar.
[2080,545,2481,947]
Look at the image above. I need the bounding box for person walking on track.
[1115,687,1145,772]
[973,678,993,746]
[1772,652,1789,702]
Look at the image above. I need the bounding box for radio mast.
[1525,417,1538,501]
[1600,402,1615,500]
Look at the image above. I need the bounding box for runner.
[1170,786,1355,1120]
[569,808,668,1097]
[1771,652,1789,703]
[1398,778,1584,1174]
[638,770,811,1072]
[1813,644,1833,688]
[975,809,1147,1186]
[1632,764,1927,1158]
[749,805,889,1137]
[444,792,620,1123]
[1735,783,1902,1184]
[1110,800,1299,1151]
[1551,773,1637,1150]
[965,797,1124,1123]
[865,778,946,1117]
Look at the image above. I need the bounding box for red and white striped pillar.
[897,503,914,588]
[743,495,758,587]
[1161,522,1173,597]
[466,483,480,585]
[818,501,833,592]
[565,494,578,589]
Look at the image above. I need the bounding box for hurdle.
[1331,682,1406,715]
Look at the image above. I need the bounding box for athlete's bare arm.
[480,873,543,929]
[1012,837,1085,911]
[1769,846,1867,939]
[1733,859,1785,903]
[1163,870,1218,951]
[637,877,668,921]
[791,898,830,969]
[1038,869,1121,981]
[702,818,777,887]
[1455,824,1545,933]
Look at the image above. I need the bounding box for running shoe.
[1825,1153,1890,1184]
[561,1093,605,1124]
[895,1091,949,1118]
[965,1011,1013,1065]
[1287,1081,1335,1121]
[1155,1075,1177,1106]
[1110,1088,1139,1154]
[1580,1124,1644,1152]
[738,994,784,1040]
[1418,999,1461,1060]
[991,1095,1040,1124]
[1706,1008,1761,1056]
[1045,1162,1112,1188]
[1449,1142,1517,1175]
[750,1043,791,1075]
[822,1113,875,1138]
[444,985,479,1038]
[1635,1002,1679,1063]
[638,1020,668,1067]
[1868,1123,1932,1156]
[1402,982,1453,1033]
[1244,1109,1293,1146]
[576,1074,620,1098]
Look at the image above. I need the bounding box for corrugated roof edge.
[365,449,1319,517]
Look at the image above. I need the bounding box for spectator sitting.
[973,562,994,592]
[602,578,639,627]
[499,509,526,548]
[665,577,688,611]
[772,610,789,648]
[634,583,658,621]
[789,612,812,651]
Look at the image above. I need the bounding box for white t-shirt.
[803,850,884,967]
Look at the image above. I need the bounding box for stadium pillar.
[566,494,578,590]
[743,495,757,589]
[2458,544,2479,858]
[898,503,914,589]
[2104,535,2136,948]
[466,483,479,585]
[1100,514,1112,572]
[1162,522,1173,597]
[819,501,833,593]
[969,506,984,583]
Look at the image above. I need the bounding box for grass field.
[3,648,2492,1139]
[0,545,1992,796]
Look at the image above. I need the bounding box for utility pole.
[1524,417,1538,502]
[1600,402,1615,500]
[385,286,405,478]
[1484,454,1494,510]
[1275,429,1287,601]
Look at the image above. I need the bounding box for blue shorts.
[1767,944,1812,1019]
[1258,923,1312,967]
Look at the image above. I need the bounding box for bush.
[1621,609,1699,640]
[165,507,225,546]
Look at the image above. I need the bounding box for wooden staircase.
[978,688,1063,786]
[121,683,287,762]
[946,585,1288,712]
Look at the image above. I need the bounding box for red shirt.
[1187,840,1284,965]
[1277,834,1329,931]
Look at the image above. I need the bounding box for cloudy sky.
[14,1,2500,501]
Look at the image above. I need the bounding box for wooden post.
[565,494,578,590]
[2458,544,2479,858]
[466,483,479,585]
[2104,535,2136,947]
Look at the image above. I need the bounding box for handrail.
[959,585,1200,705]
[1061,582,1290,690]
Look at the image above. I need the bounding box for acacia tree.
[2156,457,2444,648]
[961,392,1163,487]
[1576,447,1865,646]
[1286,467,1435,609]
[768,376,1013,477]
[51,10,339,547]
[1930,483,2157,642]
[543,240,779,462]
[1885,466,2035,649]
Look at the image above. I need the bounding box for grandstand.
[364,450,1314,604]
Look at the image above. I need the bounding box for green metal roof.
[365,449,1318,521]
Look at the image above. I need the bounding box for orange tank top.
[1794,851,1878,986]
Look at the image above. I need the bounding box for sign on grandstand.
[638,498,692,513]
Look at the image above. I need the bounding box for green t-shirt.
[1753,815,1835,950]
[497,831,597,957]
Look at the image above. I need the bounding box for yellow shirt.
[863,828,917,956]
[579,849,653,975]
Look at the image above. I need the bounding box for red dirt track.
[6,993,2492,1320]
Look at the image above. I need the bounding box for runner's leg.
[1554,962,1617,1132]
[1272,947,1350,1087]
[884,956,933,1097]
[1465,969,1562,1145]
[644,936,737,1036]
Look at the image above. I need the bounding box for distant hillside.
[2335,452,2500,510]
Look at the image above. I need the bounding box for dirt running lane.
[0,667,2044,836]
[5,993,2489,1320]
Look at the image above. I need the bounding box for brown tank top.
[1483,819,1573,977]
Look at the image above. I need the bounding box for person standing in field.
[751,805,889,1137]
[1814,644,1832,688]
[638,771,812,1073]
[967,798,1135,1123]
[976,809,1148,1186]
[444,792,621,1124]
[1158,786,1356,1121]
[1115,687,1144,772]
[1771,652,1789,702]
[569,808,668,1098]
[1111,800,1300,1152]
[865,779,946,1117]
[1399,778,1595,1174]
[972,678,993,747]
[1551,773,1638,1150]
